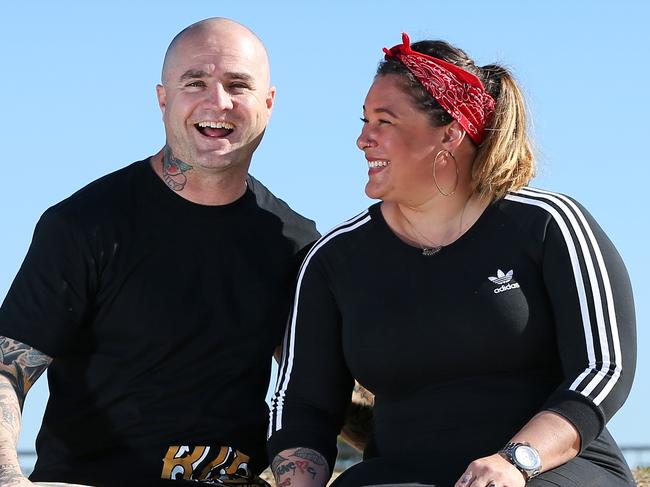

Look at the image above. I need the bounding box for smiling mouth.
[368,160,390,168]
[195,120,235,138]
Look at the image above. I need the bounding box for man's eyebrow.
[178,70,255,85]
[225,72,254,83]
[179,69,211,81]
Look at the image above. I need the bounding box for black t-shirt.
[268,188,636,484]
[0,159,319,486]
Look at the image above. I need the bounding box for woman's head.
[364,34,534,201]
[358,74,460,203]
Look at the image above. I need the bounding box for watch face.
[514,445,539,469]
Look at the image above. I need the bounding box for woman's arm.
[455,192,636,486]
[267,234,357,478]
[271,448,330,487]
[454,411,579,487]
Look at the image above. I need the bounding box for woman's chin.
[364,182,385,200]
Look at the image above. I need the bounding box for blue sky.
[1,0,648,466]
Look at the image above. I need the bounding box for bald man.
[0,18,318,486]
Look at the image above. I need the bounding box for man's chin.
[193,152,251,172]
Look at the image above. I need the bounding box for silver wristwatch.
[499,442,542,481]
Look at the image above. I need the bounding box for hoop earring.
[432,150,459,196]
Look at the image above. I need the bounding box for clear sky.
[1,0,648,468]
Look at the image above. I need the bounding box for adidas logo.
[488,269,521,294]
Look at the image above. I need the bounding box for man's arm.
[339,382,374,452]
[0,336,52,486]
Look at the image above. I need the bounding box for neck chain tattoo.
[162,146,193,192]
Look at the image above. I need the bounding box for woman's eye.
[359,117,392,125]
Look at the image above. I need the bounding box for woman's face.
[357,74,444,204]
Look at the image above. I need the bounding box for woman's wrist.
[271,448,329,487]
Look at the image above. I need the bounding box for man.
[0,18,318,486]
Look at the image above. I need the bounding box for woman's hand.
[454,453,525,487]
[453,411,579,486]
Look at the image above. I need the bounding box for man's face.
[156,27,275,172]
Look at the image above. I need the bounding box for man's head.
[157,18,275,173]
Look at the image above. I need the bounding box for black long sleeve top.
[267,187,636,481]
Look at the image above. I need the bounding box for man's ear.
[156,84,167,115]
[266,86,276,115]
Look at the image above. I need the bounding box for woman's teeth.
[368,160,390,168]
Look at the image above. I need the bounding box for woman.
[267,34,636,487]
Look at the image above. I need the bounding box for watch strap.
[499,441,541,481]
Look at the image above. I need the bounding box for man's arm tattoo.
[0,384,26,480]
[162,145,193,192]
[340,382,374,451]
[0,463,26,486]
[0,337,52,410]
[352,382,374,407]
[0,383,21,445]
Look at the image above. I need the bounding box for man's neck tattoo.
[162,146,193,192]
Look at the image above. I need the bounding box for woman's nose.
[357,126,374,151]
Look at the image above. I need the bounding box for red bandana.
[383,33,495,145]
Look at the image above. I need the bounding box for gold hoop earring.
[432,150,459,197]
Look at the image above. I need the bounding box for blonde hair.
[377,42,536,201]
[472,65,535,200]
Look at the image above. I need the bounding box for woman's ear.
[441,120,467,150]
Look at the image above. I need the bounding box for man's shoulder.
[246,174,320,249]
[50,159,149,215]
[37,159,150,236]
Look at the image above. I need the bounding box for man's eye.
[229,83,249,91]
[186,81,206,88]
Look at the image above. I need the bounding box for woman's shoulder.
[312,206,377,249]
[500,186,594,226]
[301,204,380,266]
[495,186,609,250]
[503,186,583,209]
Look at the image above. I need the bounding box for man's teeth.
[197,121,235,130]
[368,160,390,168]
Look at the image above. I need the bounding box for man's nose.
[205,84,234,110]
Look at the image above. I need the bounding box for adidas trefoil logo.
[488,269,513,285]
[488,269,521,294]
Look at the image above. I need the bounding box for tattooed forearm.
[0,338,45,484]
[340,382,374,451]
[162,145,193,192]
[292,448,326,465]
[0,382,30,484]
[271,448,328,487]
[271,453,289,473]
[0,384,20,443]
[0,337,52,410]
[352,382,374,407]
[0,463,26,486]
